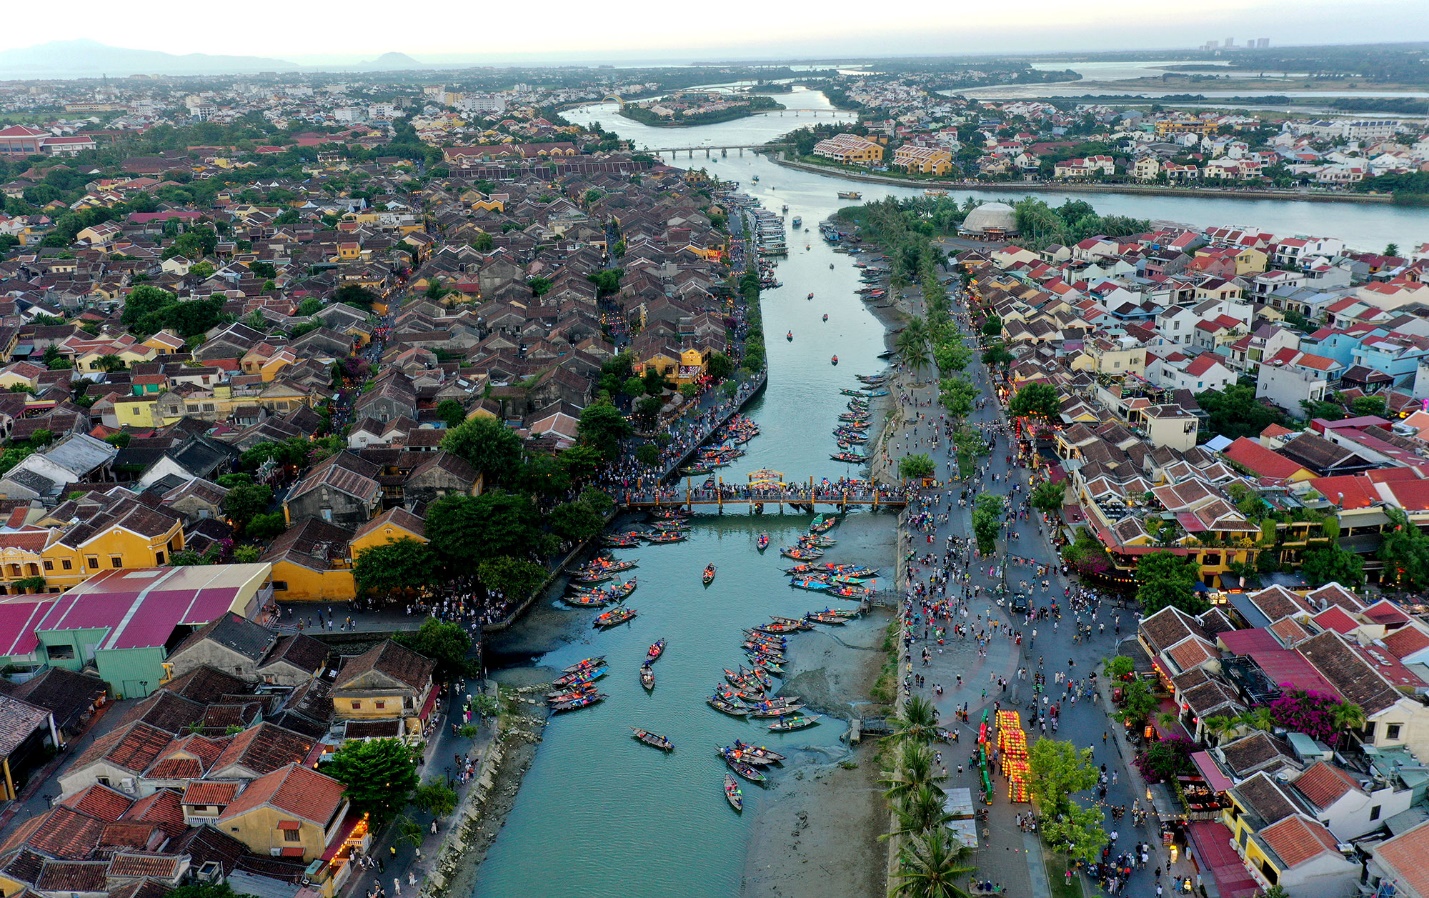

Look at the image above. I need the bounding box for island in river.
[620,91,783,127]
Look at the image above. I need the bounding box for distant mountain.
[362,52,425,70]
[0,39,299,79]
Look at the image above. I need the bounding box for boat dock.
[619,475,907,512]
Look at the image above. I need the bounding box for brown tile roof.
[159,665,249,704]
[56,784,132,822]
[1180,679,1243,718]
[107,852,181,879]
[1139,606,1208,656]
[1249,586,1313,624]
[71,722,173,776]
[0,694,51,756]
[1296,631,1401,715]
[1230,772,1301,827]
[121,789,186,840]
[121,690,206,735]
[220,763,345,825]
[1269,616,1311,646]
[259,633,329,675]
[0,847,45,887]
[1292,762,1362,811]
[1259,814,1341,869]
[36,860,108,892]
[23,806,105,859]
[334,639,435,693]
[99,821,163,850]
[209,722,314,777]
[1168,637,1219,673]
[1220,732,1293,778]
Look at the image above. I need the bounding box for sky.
[2,0,1427,63]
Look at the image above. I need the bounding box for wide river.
[474,87,1424,898]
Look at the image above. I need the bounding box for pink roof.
[1311,606,1359,635]
[1218,628,1284,655]
[0,599,51,656]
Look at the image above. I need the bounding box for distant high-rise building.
[1255,38,1270,49]
[1224,36,1235,47]
[1204,40,1219,50]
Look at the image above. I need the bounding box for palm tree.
[886,784,954,840]
[893,830,976,898]
[882,743,938,806]
[1237,707,1275,734]
[95,354,125,373]
[1329,701,1366,751]
[1201,714,1239,746]
[896,327,931,378]
[890,695,941,745]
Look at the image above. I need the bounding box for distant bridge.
[641,143,788,159]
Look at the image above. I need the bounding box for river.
[473,86,1424,897]
[476,86,900,898]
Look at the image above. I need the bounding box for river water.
[474,86,1425,897]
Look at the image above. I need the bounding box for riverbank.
[619,97,783,128]
[740,614,891,898]
[766,155,1394,204]
[425,675,549,898]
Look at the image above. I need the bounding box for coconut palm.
[95,354,126,373]
[896,327,931,378]
[885,784,954,840]
[1201,714,1239,745]
[889,695,941,745]
[1237,707,1275,733]
[893,830,976,898]
[1329,701,1366,751]
[881,743,938,806]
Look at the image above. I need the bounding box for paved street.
[886,282,1165,897]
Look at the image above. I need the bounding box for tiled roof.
[1220,733,1293,779]
[72,722,173,776]
[1292,761,1361,810]
[23,806,105,859]
[160,665,249,704]
[259,633,329,675]
[171,611,273,663]
[220,763,345,825]
[210,722,314,777]
[36,860,108,892]
[121,789,186,839]
[1259,814,1341,869]
[107,852,181,879]
[121,690,207,735]
[1373,821,1429,897]
[1383,624,1429,659]
[57,784,133,822]
[334,639,435,693]
[182,780,240,806]
[0,695,51,756]
[1139,606,1208,656]
[1297,630,1402,715]
[99,821,163,849]
[1230,772,1301,826]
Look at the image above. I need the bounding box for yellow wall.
[269,561,356,603]
[334,689,408,721]
[226,805,331,863]
[349,526,425,558]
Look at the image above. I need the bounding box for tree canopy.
[353,538,437,596]
[439,417,523,486]
[576,401,633,463]
[426,491,550,566]
[1136,550,1208,615]
[394,617,474,681]
[1008,383,1061,420]
[325,738,418,826]
[1195,384,1288,441]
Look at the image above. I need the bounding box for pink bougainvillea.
[1268,687,1337,743]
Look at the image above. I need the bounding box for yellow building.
[1155,119,1218,136]
[812,133,884,166]
[263,518,357,603]
[0,496,186,595]
[1082,337,1148,377]
[331,640,437,739]
[892,145,954,175]
[217,763,354,864]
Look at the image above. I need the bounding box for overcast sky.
[3,0,1427,63]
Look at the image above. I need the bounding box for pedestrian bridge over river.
[618,471,910,512]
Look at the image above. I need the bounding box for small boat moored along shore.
[631,727,674,751]
[593,607,638,629]
[724,773,743,812]
[768,713,822,732]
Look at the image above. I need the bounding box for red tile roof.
[1307,475,1379,510]
[220,763,345,825]
[1383,625,1429,659]
[1259,814,1341,869]
[57,784,133,822]
[1223,438,1308,482]
[1293,762,1361,810]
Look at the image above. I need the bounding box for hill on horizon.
[0,39,300,79]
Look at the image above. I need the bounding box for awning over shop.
[1190,751,1234,794]
[417,686,438,723]
[1185,821,1261,898]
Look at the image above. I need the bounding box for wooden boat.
[830,585,872,600]
[770,615,814,630]
[743,644,787,663]
[733,740,786,763]
[756,533,769,552]
[645,639,666,663]
[641,531,688,544]
[799,535,837,548]
[747,657,784,675]
[780,547,824,561]
[568,571,612,585]
[707,696,750,717]
[563,657,606,674]
[593,607,637,629]
[756,621,803,635]
[855,374,886,385]
[702,564,716,586]
[839,388,866,397]
[831,452,869,464]
[837,191,862,200]
[749,666,774,691]
[552,667,606,687]
[830,355,838,366]
[550,693,607,713]
[806,610,849,625]
[640,664,655,691]
[822,313,828,322]
[602,533,642,548]
[786,330,793,341]
[719,744,778,766]
[650,508,690,521]
[768,714,821,731]
[749,704,804,718]
[725,756,768,784]
[563,591,615,607]
[715,684,764,705]
[547,682,598,701]
[724,773,743,812]
[631,727,673,751]
[649,519,686,532]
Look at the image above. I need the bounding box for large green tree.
[1378,508,1429,590]
[1028,738,1098,818]
[972,494,1005,554]
[476,556,548,602]
[352,538,437,596]
[426,491,549,565]
[325,738,418,826]
[549,499,606,543]
[1030,480,1066,515]
[892,831,975,898]
[1008,383,1061,421]
[899,454,936,481]
[394,618,474,681]
[221,482,273,534]
[1301,543,1365,588]
[576,401,633,462]
[1136,550,1208,615]
[1195,384,1287,441]
[440,417,523,486]
[938,377,978,420]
